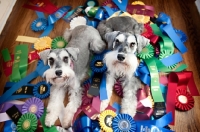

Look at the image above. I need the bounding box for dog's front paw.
[62,116,72,129]
[100,100,109,112]
[45,113,58,127]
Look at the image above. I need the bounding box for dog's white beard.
[43,66,75,86]
[104,51,138,78]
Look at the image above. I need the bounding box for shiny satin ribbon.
[151,24,174,55]
[156,12,187,53]
[142,24,159,45]
[86,6,115,28]
[167,71,199,125]
[144,58,164,102]
[0,60,49,104]
[126,4,154,17]
[73,115,100,132]
[2,51,39,77]
[63,6,83,22]
[161,53,183,67]
[0,100,24,122]
[3,120,17,132]
[23,0,58,14]
[74,112,173,132]
[4,81,50,101]
[10,45,28,82]
[134,61,150,86]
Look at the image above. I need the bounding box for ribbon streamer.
[167,71,199,125]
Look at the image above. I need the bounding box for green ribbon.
[10,45,28,82]
[144,58,164,102]
[1,48,11,62]
[137,44,154,59]
[151,24,174,54]
[40,108,58,132]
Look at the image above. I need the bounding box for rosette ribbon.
[88,53,107,100]
[156,12,188,53]
[167,71,199,125]
[73,115,100,132]
[4,81,50,101]
[22,97,44,119]
[0,60,49,104]
[31,18,48,32]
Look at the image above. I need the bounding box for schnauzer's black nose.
[117,54,125,61]
[55,70,62,76]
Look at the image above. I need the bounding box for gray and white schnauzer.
[39,25,106,128]
[100,31,150,117]
[97,16,144,40]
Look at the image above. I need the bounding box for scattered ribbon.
[156,12,187,53]
[167,71,199,125]
[0,60,49,104]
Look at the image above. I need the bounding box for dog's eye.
[48,58,54,66]
[130,42,135,47]
[63,56,68,63]
[115,39,119,43]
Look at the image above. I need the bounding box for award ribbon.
[156,12,188,53]
[151,24,174,56]
[144,58,164,102]
[3,120,17,132]
[4,81,50,101]
[10,44,29,82]
[72,115,100,132]
[0,60,49,104]
[167,71,199,125]
[1,48,11,62]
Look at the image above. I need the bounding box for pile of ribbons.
[0,0,200,132]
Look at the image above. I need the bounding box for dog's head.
[39,48,79,85]
[104,31,149,77]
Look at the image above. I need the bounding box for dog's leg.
[45,85,67,127]
[121,81,138,117]
[100,73,115,112]
[63,80,83,128]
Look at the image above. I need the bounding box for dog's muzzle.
[117,54,125,61]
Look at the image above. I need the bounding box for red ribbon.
[2,51,40,77]
[142,24,160,45]
[167,71,199,125]
[134,87,153,120]
[126,4,154,17]
[23,0,58,14]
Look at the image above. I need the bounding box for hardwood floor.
[0,0,200,131]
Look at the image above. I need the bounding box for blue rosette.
[33,81,50,99]
[31,18,48,32]
[90,55,107,73]
[112,114,136,132]
[174,28,187,43]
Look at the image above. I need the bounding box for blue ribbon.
[35,11,45,19]
[134,62,150,86]
[3,121,17,132]
[112,0,128,11]
[156,12,188,53]
[72,115,100,132]
[4,81,51,100]
[160,84,167,101]
[0,60,49,104]
[48,6,71,25]
[100,73,107,100]
[112,102,121,114]
[161,52,183,67]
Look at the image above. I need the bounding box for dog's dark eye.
[115,39,119,44]
[48,57,54,66]
[63,56,68,63]
[130,42,135,48]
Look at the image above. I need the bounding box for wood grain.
[0,0,200,131]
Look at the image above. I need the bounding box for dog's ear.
[105,31,120,50]
[65,47,79,61]
[39,49,51,65]
[136,35,150,53]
